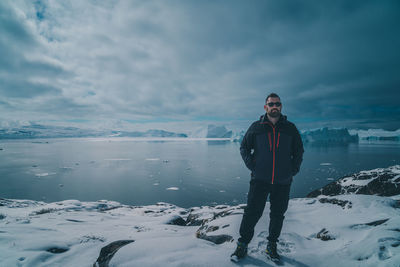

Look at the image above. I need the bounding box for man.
[231,93,304,262]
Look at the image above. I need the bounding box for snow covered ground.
[1,167,400,267]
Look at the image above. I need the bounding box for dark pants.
[238,179,291,244]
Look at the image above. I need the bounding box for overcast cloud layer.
[0,0,399,130]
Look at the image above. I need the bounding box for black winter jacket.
[240,114,304,185]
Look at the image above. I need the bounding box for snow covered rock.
[166,215,186,226]
[93,240,134,267]
[307,165,400,197]
[193,205,244,245]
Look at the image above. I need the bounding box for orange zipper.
[268,132,272,151]
[277,132,280,148]
[272,127,275,184]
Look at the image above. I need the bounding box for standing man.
[231,93,304,262]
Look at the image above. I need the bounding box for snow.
[338,166,400,187]
[1,193,400,266]
[340,177,375,187]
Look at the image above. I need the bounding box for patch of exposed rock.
[93,240,134,267]
[307,165,400,197]
[318,198,352,209]
[312,228,336,241]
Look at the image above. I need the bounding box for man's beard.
[268,109,281,118]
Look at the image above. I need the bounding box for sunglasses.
[267,102,282,107]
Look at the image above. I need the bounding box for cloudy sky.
[0,0,399,131]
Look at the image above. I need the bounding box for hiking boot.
[230,241,248,262]
[266,241,280,262]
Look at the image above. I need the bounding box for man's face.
[264,97,282,118]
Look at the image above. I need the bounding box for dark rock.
[196,233,233,244]
[186,206,243,226]
[97,204,121,212]
[206,226,219,233]
[378,245,390,260]
[65,219,85,223]
[80,235,105,243]
[307,181,342,197]
[185,213,206,226]
[46,247,69,253]
[0,214,5,220]
[166,215,186,226]
[144,210,154,214]
[351,218,389,229]
[93,240,134,267]
[31,208,57,215]
[357,178,399,196]
[318,198,352,209]
[212,209,240,220]
[365,218,390,226]
[315,228,335,241]
[355,174,373,180]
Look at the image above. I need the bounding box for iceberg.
[189,125,233,138]
[349,128,400,141]
[0,124,187,139]
[300,127,359,144]
[206,125,233,138]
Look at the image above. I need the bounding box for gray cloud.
[0,0,399,130]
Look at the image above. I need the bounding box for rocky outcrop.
[318,198,352,209]
[93,240,134,267]
[314,228,336,241]
[307,165,400,197]
[166,215,186,226]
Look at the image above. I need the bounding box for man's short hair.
[266,93,280,103]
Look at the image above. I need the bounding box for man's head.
[264,93,282,118]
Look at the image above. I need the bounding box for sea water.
[0,138,399,208]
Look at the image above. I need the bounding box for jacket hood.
[259,113,287,124]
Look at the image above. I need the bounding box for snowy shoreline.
[1,166,400,266]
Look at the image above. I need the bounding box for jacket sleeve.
[240,124,255,171]
[291,125,304,176]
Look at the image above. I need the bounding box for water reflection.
[0,138,399,208]
[207,140,231,146]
